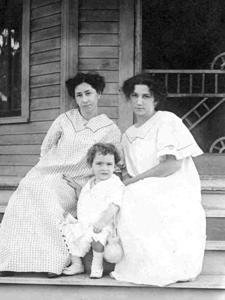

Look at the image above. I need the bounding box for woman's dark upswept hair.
[86,143,121,167]
[122,73,166,109]
[66,72,105,99]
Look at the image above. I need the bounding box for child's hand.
[93,220,106,233]
[62,174,82,198]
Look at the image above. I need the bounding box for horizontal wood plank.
[80,22,118,34]
[95,71,119,82]
[30,73,60,87]
[98,107,118,119]
[79,46,119,58]
[31,26,61,42]
[31,85,60,99]
[104,83,119,94]
[0,145,41,155]
[31,62,60,76]
[0,165,32,177]
[31,50,60,65]
[0,122,52,135]
[207,217,225,241]
[99,95,118,106]
[0,155,39,166]
[0,134,45,145]
[80,0,118,9]
[31,2,61,19]
[79,34,119,46]
[31,38,60,54]
[31,0,59,9]
[30,109,60,122]
[79,59,119,71]
[80,10,119,22]
[31,14,61,31]
[30,97,60,110]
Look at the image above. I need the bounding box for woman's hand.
[62,174,82,198]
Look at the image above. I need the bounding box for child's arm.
[93,203,119,233]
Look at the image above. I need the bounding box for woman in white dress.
[0,72,121,277]
[112,73,206,286]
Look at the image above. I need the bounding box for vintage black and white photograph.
[0,0,225,299]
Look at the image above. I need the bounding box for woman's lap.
[114,177,206,286]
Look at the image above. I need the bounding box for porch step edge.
[0,274,225,290]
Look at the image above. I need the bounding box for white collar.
[125,111,160,143]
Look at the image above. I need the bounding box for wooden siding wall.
[78,0,120,121]
[0,0,62,180]
[0,0,122,181]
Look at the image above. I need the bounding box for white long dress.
[0,109,121,274]
[113,111,206,286]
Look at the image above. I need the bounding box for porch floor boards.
[0,273,225,290]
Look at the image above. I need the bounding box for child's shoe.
[63,256,84,276]
[90,251,104,279]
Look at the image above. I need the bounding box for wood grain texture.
[30,97,60,110]
[79,46,119,58]
[80,0,118,9]
[30,85,60,99]
[80,22,118,34]
[30,108,60,122]
[31,26,61,42]
[79,34,119,46]
[31,14,61,31]
[31,50,60,65]
[80,10,119,22]
[79,59,119,71]
[31,0,59,9]
[31,62,60,76]
[31,2,61,19]
[31,38,60,54]
[30,73,60,87]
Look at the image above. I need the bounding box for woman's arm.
[124,155,182,186]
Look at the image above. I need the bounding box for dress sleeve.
[40,114,64,157]
[156,114,203,160]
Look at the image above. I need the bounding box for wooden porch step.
[1,273,225,300]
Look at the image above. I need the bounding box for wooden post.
[60,0,79,113]
[118,0,135,132]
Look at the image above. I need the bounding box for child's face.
[92,153,115,182]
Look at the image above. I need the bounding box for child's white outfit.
[61,174,124,262]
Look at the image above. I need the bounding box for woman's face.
[74,82,100,116]
[130,84,156,119]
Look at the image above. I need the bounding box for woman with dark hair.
[0,72,121,277]
[112,73,206,286]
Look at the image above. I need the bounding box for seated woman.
[0,72,121,277]
[112,73,206,286]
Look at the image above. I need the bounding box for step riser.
[202,250,225,275]
[202,192,225,210]
[0,284,224,300]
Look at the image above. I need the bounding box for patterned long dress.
[0,109,121,274]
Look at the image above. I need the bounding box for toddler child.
[61,143,124,278]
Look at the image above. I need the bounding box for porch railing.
[144,69,225,131]
[145,69,225,98]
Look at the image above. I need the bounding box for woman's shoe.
[47,272,61,278]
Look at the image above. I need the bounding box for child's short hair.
[86,143,121,167]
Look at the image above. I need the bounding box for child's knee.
[92,241,104,252]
